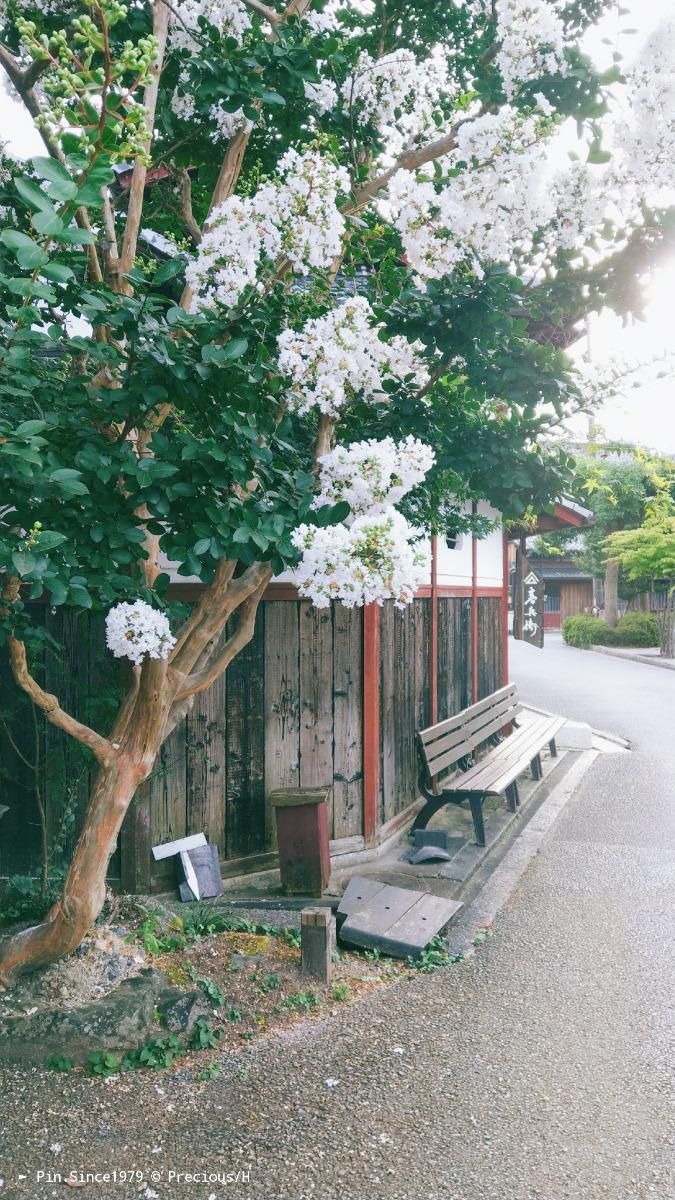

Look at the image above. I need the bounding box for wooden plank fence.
[0,593,504,890]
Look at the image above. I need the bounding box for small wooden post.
[301,907,334,985]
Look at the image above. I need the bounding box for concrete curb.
[446,749,597,956]
[523,700,631,750]
[590,645,675,672]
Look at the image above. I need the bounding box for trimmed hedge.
[561,612,660,649]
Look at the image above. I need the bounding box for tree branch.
[178,167,202,245]
[7,637,116,767]
[170,561,271,676]
[353,111,481,207]
[240,0,281,25]
[118,0,170,287]
[173,574,269,701]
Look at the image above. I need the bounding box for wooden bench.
[414,685,565,847]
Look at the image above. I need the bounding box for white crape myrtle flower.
[168,0,251,51]
[209,103,254,143]
[386,107,554,285]
[314,436,435,517]
[187,150,350,310]
[277,297,428,416]
[304,78,339,116]
[342,49,453,157]
[608,21,675,213]
[105,601,176,667]
[495,0,567,100]
[292,508,429,608]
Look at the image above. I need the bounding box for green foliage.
[276,989,319,1012]
[196,975,226,1008]
[332,981,352,1002]
[46,1053,74,1072]
[199,1063,221,1081]
[86,1050,121,1078]
[0,871,66,927]
[407,936,463,973]
[259,972,281,993]
[189,1017,221,1051]
[561,612,659,648]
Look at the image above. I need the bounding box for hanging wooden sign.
[520,568,545,649]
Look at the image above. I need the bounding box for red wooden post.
[429,535,439,726]
[471,503,479,703]
[362,603,380,846]
[502,528,510,688]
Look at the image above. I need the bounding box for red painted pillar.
[429,535,439,726]
[471,503,479,703]
[502,528,510,688]
[362,603,380,846]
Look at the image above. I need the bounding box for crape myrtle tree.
[1,0,674,984]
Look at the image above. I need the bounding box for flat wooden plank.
[419,683,517,745]
[337,874,388,919]
[384,894,463,956]
[186,672,226,857]
[264,602,300,849]
[340,881,463,958]
[225,606,266,858]
[299,602,334,791]
[425,702,522,777]
[459,716,564,791]
[332,604,363,840]
[145,716,187,890]
[424,697,521,766]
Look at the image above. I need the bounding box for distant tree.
[607,480,675,655]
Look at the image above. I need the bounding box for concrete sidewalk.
[591,643,675,671]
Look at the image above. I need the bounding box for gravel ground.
[0,637,673,1200]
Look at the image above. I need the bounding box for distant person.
[591,604,600,617]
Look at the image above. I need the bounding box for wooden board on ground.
[337,875,462,959]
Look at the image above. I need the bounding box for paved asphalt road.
[1,635,673,1200]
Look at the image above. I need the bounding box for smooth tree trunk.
[604,559,619,627]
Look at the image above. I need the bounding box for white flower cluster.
[495,0,567,99]
[387,108,551,283]
[277,297,428,416]
[168,0,251,51]
[304,78,339,117]
[105,601,176,667]
[343,49,452,157]
[303,4,341,34]
[314,436,435,516]
[292,509,428,608]
[609,21,675,212]
[209,102,253,143]
[187,150,350,310]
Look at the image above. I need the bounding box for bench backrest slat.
[419,684,520,781]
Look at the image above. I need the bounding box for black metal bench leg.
[506,781,519,812]
[549,738,558,758]
[468,794,486,847]
[531,753,543,781]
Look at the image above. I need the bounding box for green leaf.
[32,156,74,186]
[11,550,37,576]
[1,229,36,252]
[32,209,65,237]
[41,263,75,284]
[153,259,184,285]
[14,177,54,212]
[35,531,67,551]
[193,538,212,556]
[68,584,92,608]
[15,419,47,436]
[46,177,78,203]
[17,242,50,270]
[57,227,96,246]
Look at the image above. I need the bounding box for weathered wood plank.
[186,673,226,856]
[264,602,300,850]
[299,602,333,791]
[225,606,266,859]
[332,604,363,840]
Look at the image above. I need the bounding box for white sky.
[1,0,675,450]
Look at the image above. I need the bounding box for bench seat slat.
[459,716,564,792]
[418,684,517,747]
[422,697,521,765]
[424,702,522,777]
